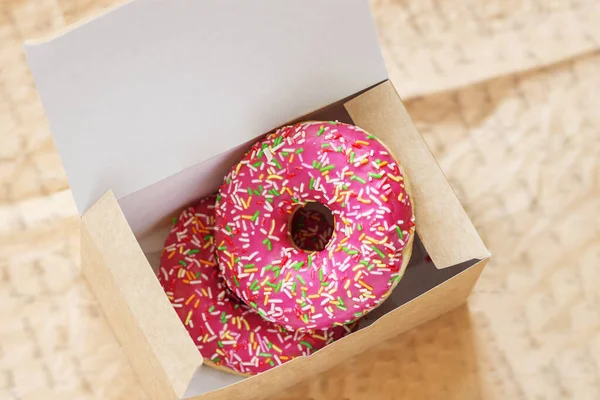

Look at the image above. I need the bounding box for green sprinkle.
[208,305,215,313]
[195,272,201,278]
[266,197,274,203]
[296,275,306,285]
[218,341,224,348]
[291,282,297,293]
[302,290,307,298]
[372,245,386,258]
[299,341,314,349]
[307,255,313,268]
[251,210,260,222]
[342,246,358,255]
[367,264,376,271]
[337,145,343,152]
[273,159,282,169]
[216,194,222,202]
[350,152,355,163]
[218,246,227,251]
[247,187,253,195]
[188,249,200,254]
[179,260,187,267]
[243,264,256,269]
[367,134,376,139]
[233,275,240,287]
[259,352,272,357]
[253,189,261,196]
[350,175,366,184]
[258,309,268,318]
[309,177,315,190]
[293,261,305,270]
[267,342,273,349]
[357,224,363,231]
[212,356,221,363]
[269,360,275,366]
[360,260,369,266]
[250,280,260,291]
[265,281,278,289]
[317,126,325,136]
[204,234,213,241]
[320,164,335,172]
[341,202,347,208]
[354,312,363,318]
[321,281,330,287]
[250,301,258,308]
[265,264,273,271]
[295,147,304,154]
[172,216,177,226]
[337,296,345,307]
[275,280,283,292]
[292,197,300,203]
[234,257,241,263]
[253,161,263,168]
[321,143,330,148]
[281,151,288,156]
[396,226,404,240]
[319,269,324,281]
[342,184,349,190]
[369,172,383,179]
[220,312,227,324]
[312,160,321,169]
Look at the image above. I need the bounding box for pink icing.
[214,121,415,331]
[158,196,354,375]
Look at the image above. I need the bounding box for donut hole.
[289,202,335,252]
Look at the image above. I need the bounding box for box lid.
[25,0,387,214]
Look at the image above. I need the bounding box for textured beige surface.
[1,0,599,399]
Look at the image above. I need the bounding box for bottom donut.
[158,195,357,375]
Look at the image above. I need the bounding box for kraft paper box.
[25,1,490,399]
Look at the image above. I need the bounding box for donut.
[214,121,415,331]
[158,195,355,375]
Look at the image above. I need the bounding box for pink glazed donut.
[158,195,355,376]
[214,121,415,331]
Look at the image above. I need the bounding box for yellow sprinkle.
[253,342,258,350]
[259,173,264,180]
[243,319,250,331]
[357,197,371,204]
[250,332,255,343]
[344,280,351,290]
[318,286,324,295]
[194,299,200,309]
[365,236,380,244]
[261,277,270,286]
[203,241,212,249]
[285,272,292,282]
[359,280,373,291]
[203,334,208,343]
[186,271,194,280]
[355,140,369,146]
[381,194,388,202]
[313,334,326,341]
[236,317,242,330]
[339,236,349,245]
[185,311,193,326]
[179,246,183,254]
[200,259,216,266]
[267,174,283,180]
[286,187,293,196]
[398,192,404,201]
[321,170,329,176]
[264,295,269,306]
[200,288,208,297]
[235,163,242,176]
[216,349,226,357]
[359,233,365,241]
[241,215,254,220]
[354,271,362,281]
[168,251,175,259]
[308,294,320,299]
[328,288,337,294]
[272,344,283,353]
[269,219,276,236]
[378,226,385,231]
[342,218,351,226]
[185,294,196,305]
[280,186,287,195]
[280,355,289,361]
[347,290,352,298]
[387,173,402,182]
[245,268,258,273]
[345,171,354,176]
[361,158,368,164]
[379,161,388,167]
[352,264,365,271]
[289,153,294,163]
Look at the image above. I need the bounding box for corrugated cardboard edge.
[345,80,491,269]
[81,190,202,400]
[190,259,487,400]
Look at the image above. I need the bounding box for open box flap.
[24,0,387,214]
[345,81,490,268]
[81,190,202,399]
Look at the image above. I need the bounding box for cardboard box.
[25,1,490,399]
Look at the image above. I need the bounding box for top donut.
[214,121,414,331]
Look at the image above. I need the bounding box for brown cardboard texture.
[81,80,489,400]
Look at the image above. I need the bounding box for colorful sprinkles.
[214,121,415,331]
[158,196,355,375]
